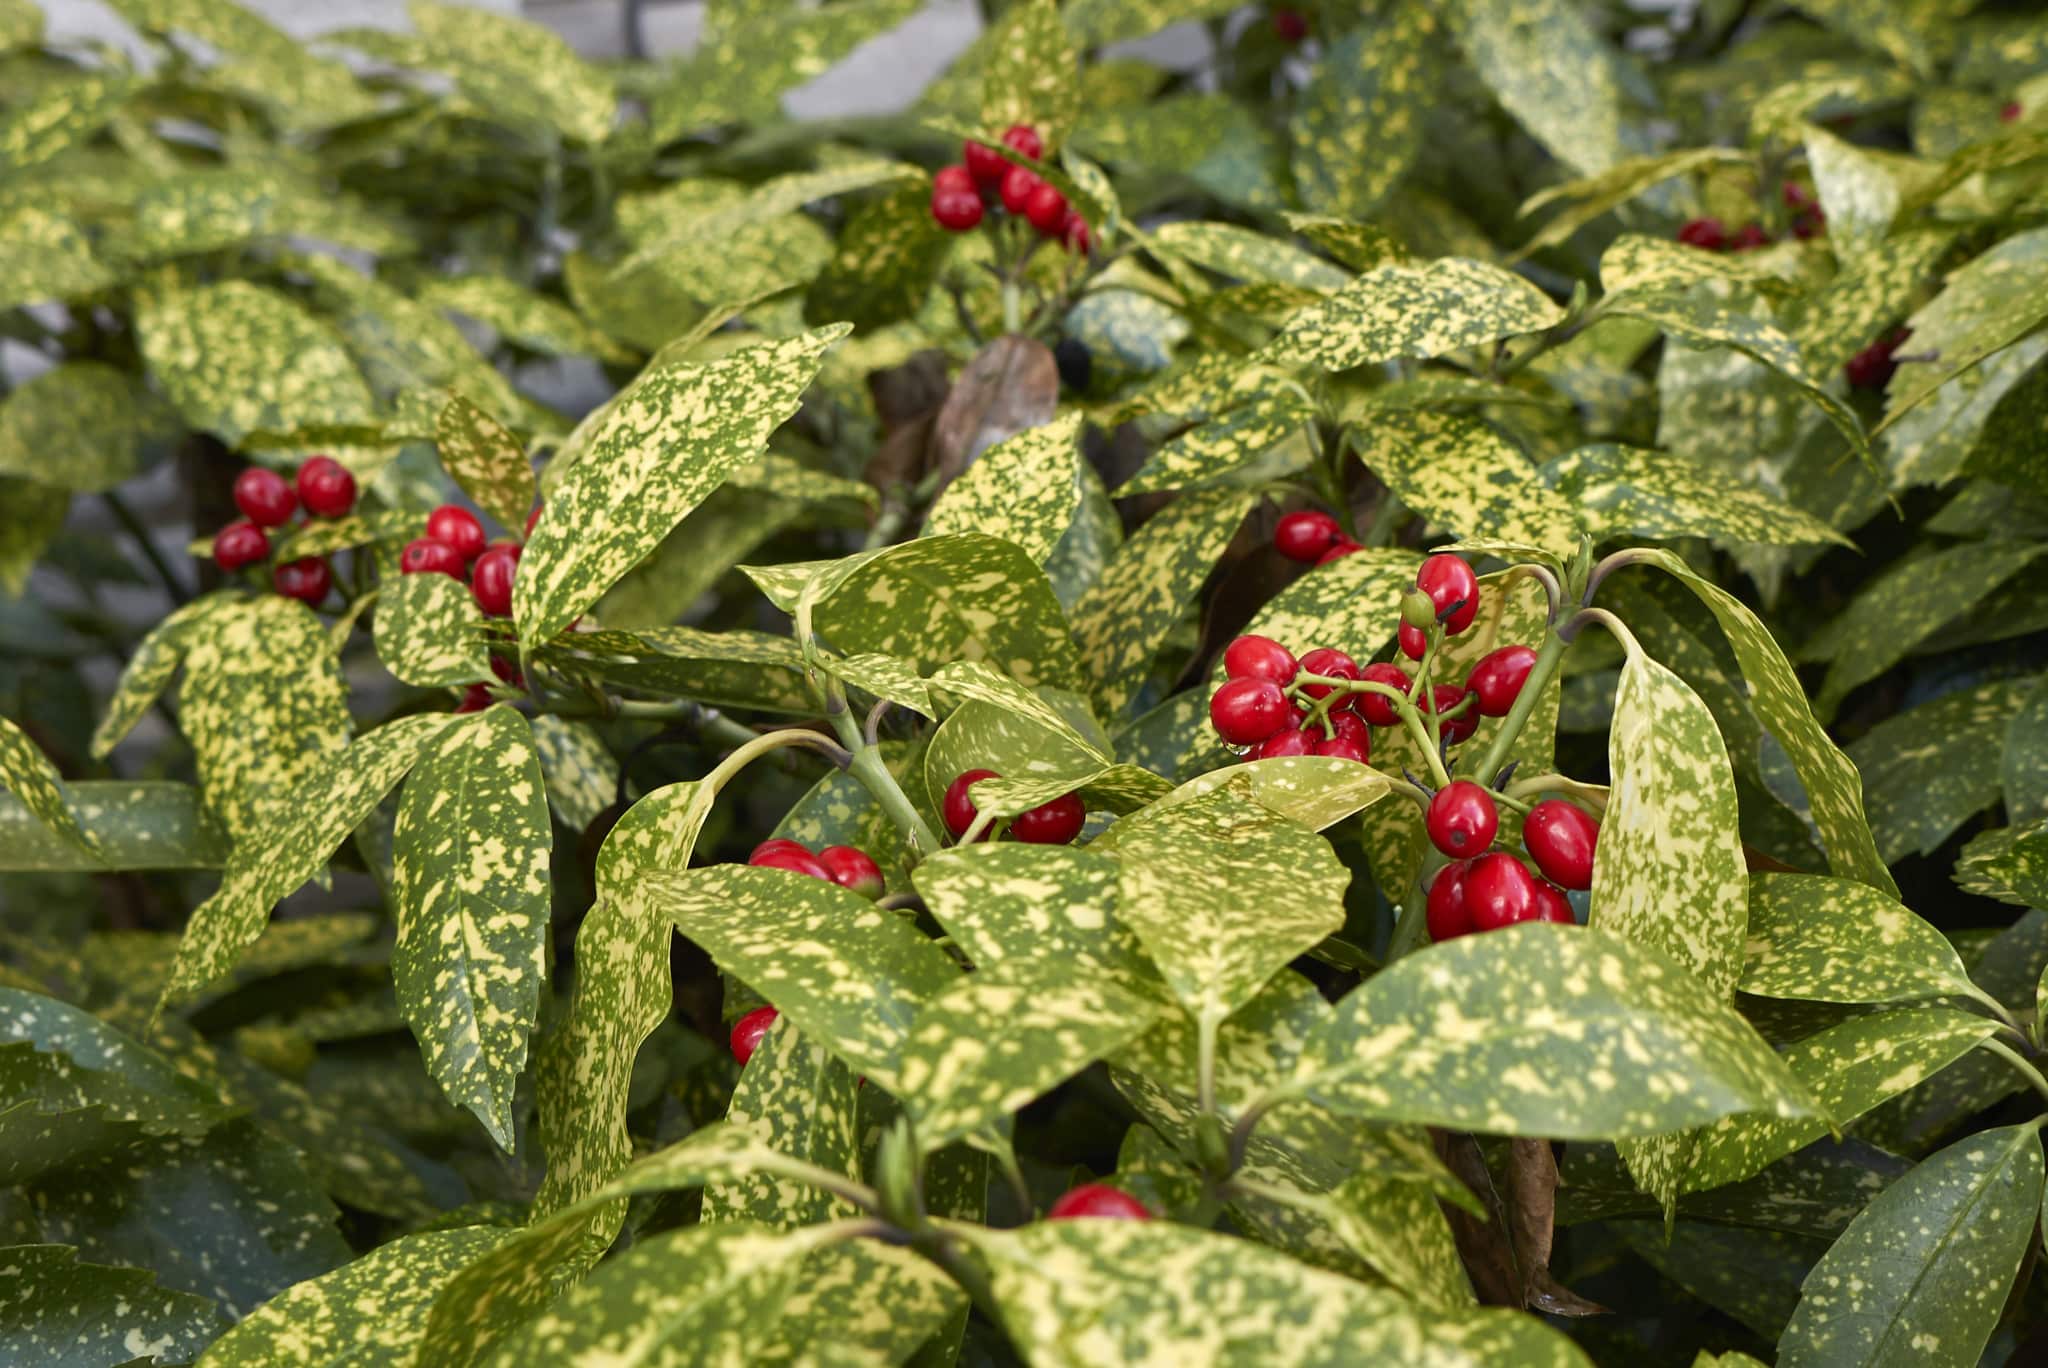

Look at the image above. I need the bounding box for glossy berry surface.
[295,456,356,518]
[272,557,331,604]
[943,769,999,838]
[427,505,487,562]
[471,544,519,617]
[1426,781,1498,858]
[1415,554,1478,634]
[1010,792,1086,845]
[1466,645,1538,717]
[1023,182,1069,234]
[1356,663,1411,727]
[1464,852,1540,931]
[1426,861,1474,942]
[1397,621,1427,661]
[1325,711,1370,747]
[963,138,1010,186]
[1273,510,1340,563]
[1523,799,1599,890]
[749,840,831,881]
[234,467,297,527]
[1532,879,1576,925]
[1255,727,1312,759]
[1000,164,1044,214]
[1676,217,1725,251]
[933,164,976,195]
[1210,678,1292,745]
[1223,634,1298,686]
[1061,212,1091,255]
[818,845,885,898]
[1426,684,1477,745]
[1000,123,1044,161]
[1295,648,1361,710]
[401,537,466,578]
[1047,1184,1151,1221]
[729,1006,778,1066]
[1314,539,1360,566]
[1845,328,1909,391]
[932,185,984,231]
[213,520,269,572]
[1312,734,1369,764]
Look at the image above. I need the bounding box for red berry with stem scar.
[1415,554,1478,634]
[1357,663,1411,727]
[943,769,1000,838]
[234,467,297,527]
[295,456,355,518]
[818,845,885,898]
[1523,799,1598,890]
[1274,511,1340,563]
[426,505,486,562]
[1295,648,1362,712]
[212,520,269,572]
[1426,781,1498,858]
[1223,634,1298,686]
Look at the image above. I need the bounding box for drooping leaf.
[803,180,952,331]
[1955,820,2048,909]
[0,207,112,309]
[528,716,620,834]
[0,1244,220,1368]
[1290,9,1438,221]
[1356,409,1580,557]
[1119,386,1316,496]
[2008,676,2048,824]
[420,274,635,364]
[0,362,177,495]
[924,412,1082,566]
[1148,222,1349,292]
[0,715,99,859]
[0,75,132,176]
[1265,258,1563,373]
[436,393,535,534]
[102,0,371,128]
[0,478,66,595]
[374,571,491,688]
[111,166,407,262]
[1881,226,2048,429]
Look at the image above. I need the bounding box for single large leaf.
[0,781,228,873]
[0,987,230,1143]
[407,0,614,143]
[1290,9,1437,220]
[979,0,1080,147]
[0,1244,220,1368]
[702,1016,862,1230]
[436,393,535,534]
[1118,385,1315,496]
[803,180,951,331]
[1289,925,1816,1139]
[1452,0,1625,176]
[1544,443,1849,549]
[1846,678,2026,863]
[0,361,175,494]
[374,571,491,688]
[1741,873,1979,1005]
[112,166,406,262]
[0,715,98,859]
[1265,257,1563,372]
[924,412,1082,566]
[1356,409,1579,557]
[0,75,131,175]
[1881,226,2048,430]
[516,326,847,642]
[1954,820,2048,909]
[1779,1124,2043,1368]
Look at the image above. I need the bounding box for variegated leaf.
[1234,547,1423,680]
[0,478,65,595]
[1136,757,1392,835]
[547,627,813,714]
[1290,8,1437,221]
[1742,873,1978,1005]
[161,713,455,1010]
[420,275,634,363]
[0,362,176,494]
[1847,680,2029,863]
[743,1237,963,1367]
[704,1016,861,1229]
[0,75,131,176]
[393,707,551,1151]
[1293,925,1816,1138]
[0,715,98,859]
[1452,0,1625,176]
[112,166,406,262]
[527,716,617,833]
[1881,226,2048,429]
[1517,148,1751,256]
[0,986,232,1140]
[0,781,228,873]
[1265,258,1564,373]
[1148,222,1349,291]
[1120,387,1315,496]
[804,180,951,331]
[1545,443,1850,548]
[375,571,490,688]
[979,0,1079,148]
[91,596,229,761]
[1357,409,1580,556]
[436,393,534,534]
[1955,820,2048,908]
[103,0,371,128]
[0,1245,220,1367]
[517,327,846,643]
[925,412,1082,565]
[2008,676,2048,824]
[1779,1124,2042,1368]
[612,163,915,279]
[0,207,111,309]
[407,0,613,143]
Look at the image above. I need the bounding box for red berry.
[1047,1184,1150,1221]
[1415,555,1478,635]
[1312,734,1369,764]
[1000,164,1044,215]
[932,186,984,231]
[1315,538,1361,566]
[1398,621,1427,660]
[730,1006,778,1065]
[272,556,331,605]
[1325,711,1370,747]
[818,846,885,898]
[1024,182,1069,235]
[943,769,1000,838]
[401,537,466,578]
[1532,879,1575,925]
[1426,861,1474,942]
[1781,181,1815,210]
[1425,684,1477,745]
[426,505,486,562]
[1061,212,1091,255]
[234,467,298,527]
[1255,727,1312,759]
[1523,799,1598,890]
[1426,781,1498,858]
[1730,222,1771,251]
[2002,100,2023,124]
[1273,510,1341,563]
[1466,645,1538,717]
[1271,7,1308,42]
[963,138,1010,186]
[749,840,832,881]
[1356,663,1411,727]
[1295,648,1362,711]
[471,544,519,617]
[1465,852,1539,931]
[490,654,523,688]
[1000,124,1044,161]
[933,164,977,195]
[454,682,492,713]
[1845,328,1909,391]
[295,456,356,518]
[1010,792,1085,845]
[1792,206,1826,239]
[523,502,543,540]
[1210,678,1292,746]
[1675,217,1725,251]
[212,520,269,572]
[1223,634,1298,685]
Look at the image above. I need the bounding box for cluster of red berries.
[1676,182,1825,255]
[400,501,540,621]
[1845,326,1911,391]
[930,123,1091,254]
[210,456,358,603]
[1424,793,1597,941]
[941,769,1086,845]
[746,838,886,900]
[1272,510,1361,567]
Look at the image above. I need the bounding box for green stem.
[1562,606,1644,658]
[917,1229,1005,1329]
[1292,676,1449,789]
[1469,627,1570,788]
[1981,1038,2048,1107]
[832,705,944,862]
[1963,984,2029,1039]
[102,491,191,605]
[1197,1010,1220,1116]
[755,1155,887,1217]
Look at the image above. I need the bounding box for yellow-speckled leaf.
[1787,0,1973,78]
[517,327,847,643]
[805,180,952,332]
[1842,680,2034,864]
[0,479,64,595]
[1293,925,1816,1138]
[0,716,99,860]
[1291,8,1437,221]
[901,957,1162,1150]
[136,281,375,450]
[1120,386,1315,496]
[925,412,1082,565]
[527,716,617,833]
[1545,443,1850,548]
[653,0,920,135]
[1062,0,1236,46]
[201,1226,514,1367]
[1779,1123,2041,1368]
[1071,93,1286,212]
[1881,228,2048,432]
[436,393,534,534]
[375,571,491,689]
[1149,222,1349,291]
[1954,821,2048,908]
[1358,409,1580,556]
[0,781,228,872]
[613,163,916,279]
[1286,214,1409,273]
[421,275,634,364]
[1452,0,1625,176]
[544,627,815,714]
[745,1236,963,1367]
[0,76,131,175]
[0,361,177,495]
[979,0,1078,149]
[639,865,959,1090]
[298,256,520,421]
[1517,148,1751,257]
[1266,258,1563,372]
[103,0,371,129]
[1742,873,1977,1005]
[393,707,552,1151]
[956,1217,1588,1367]
[1235,547,1423,680]
[1137,756,1393,835]
[0,207,111,308]
[1626,550,1895,895]
[89,597,225,761]
[407,0,614,143]
[704,1016,861,1229]
[1071,488,1252,715]
[825,652,932,718]
[1113,785,1348,1030]
[161,713,455,1011]
[0,1244,219,1366]
[112,167,406,262]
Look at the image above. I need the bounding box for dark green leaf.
[0,1244,220,1367]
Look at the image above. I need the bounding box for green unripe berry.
[1400,589,1438,631]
